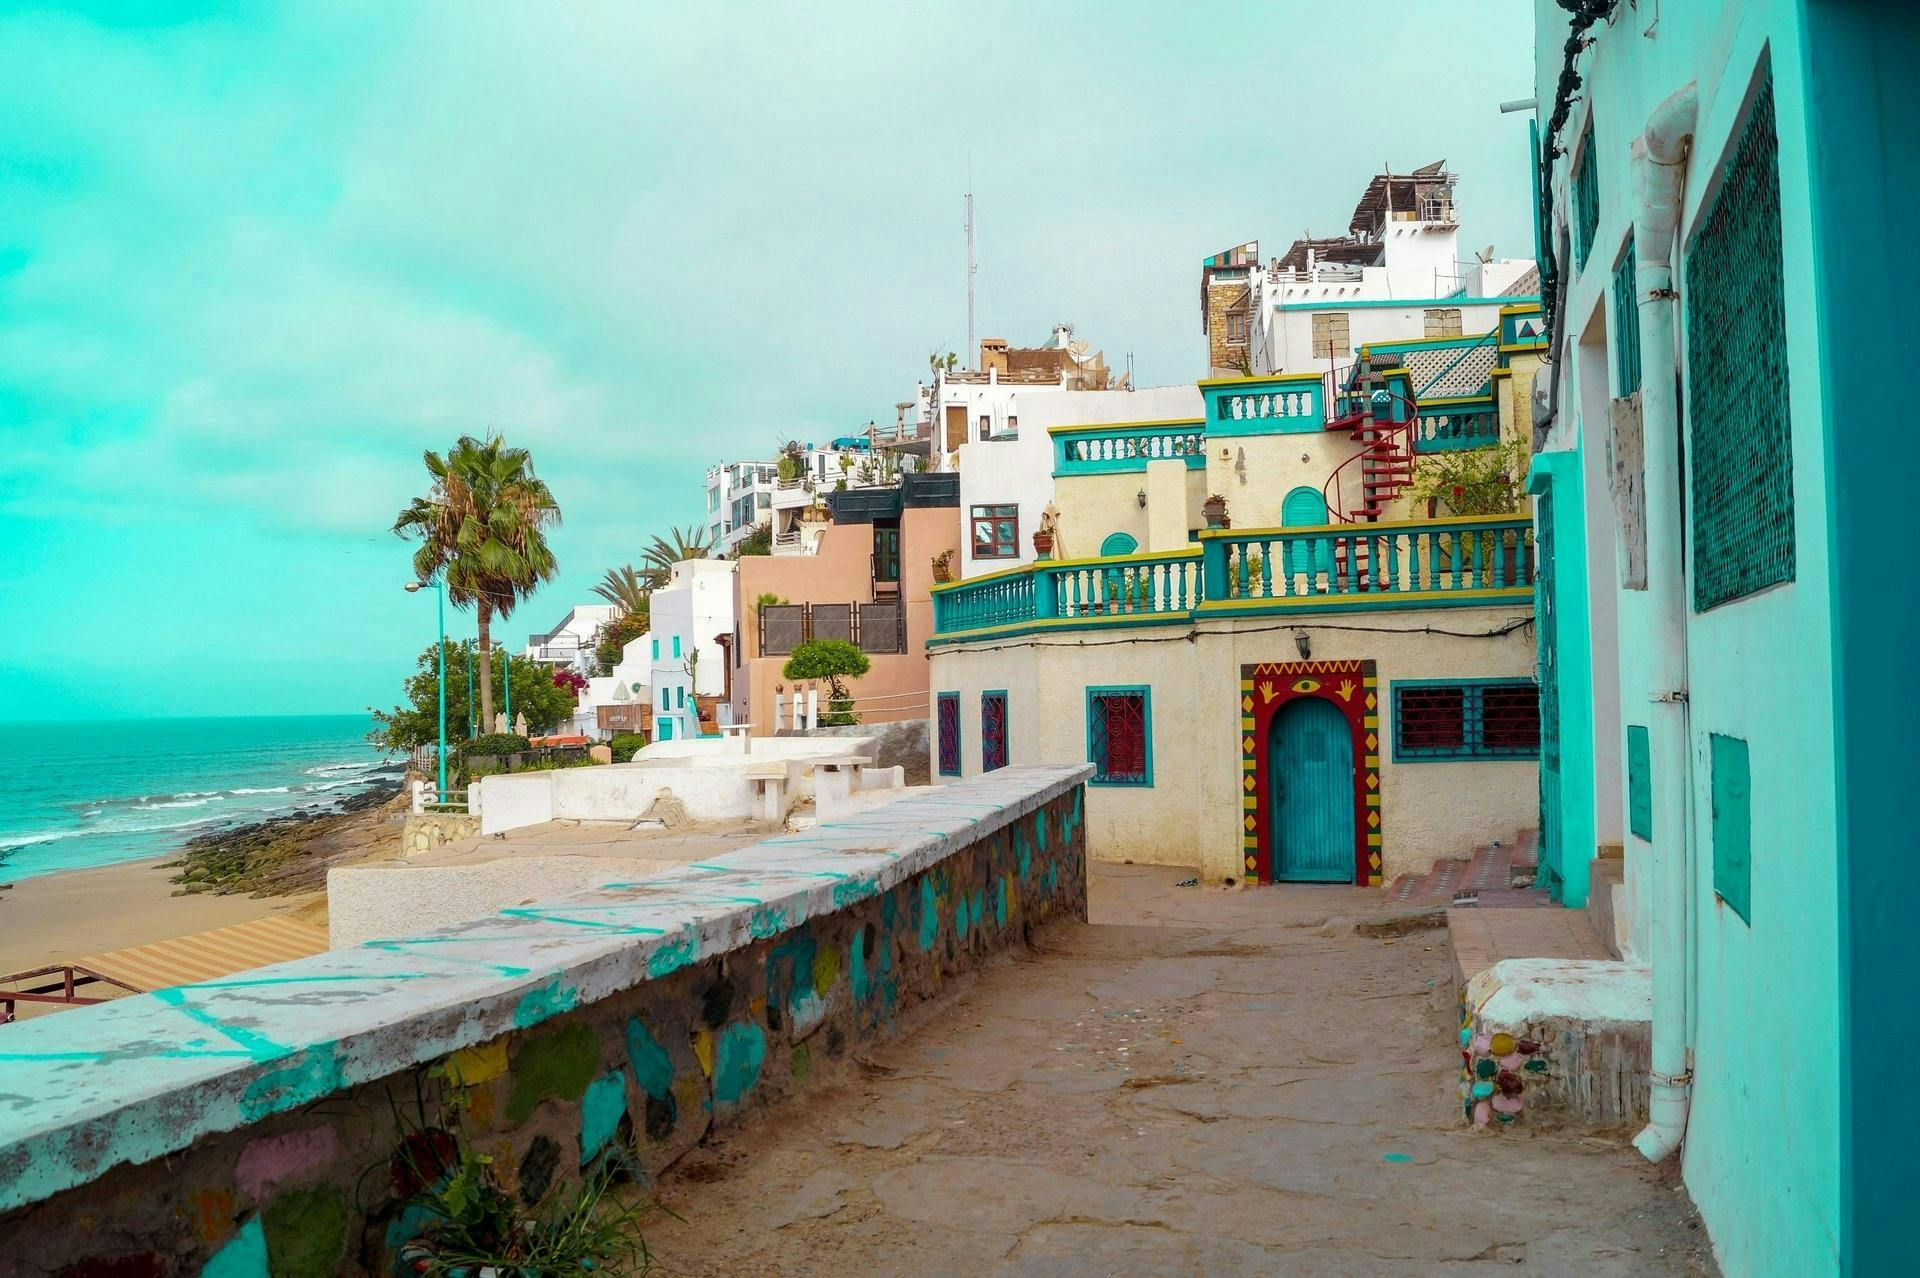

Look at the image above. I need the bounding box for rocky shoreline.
[167,775,408,897]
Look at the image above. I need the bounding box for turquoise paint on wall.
[579,1069,628,1163]
[1535,2,1841,1270]
[202,1216,268,1278]
[711,1022,765,1107]
[1802,5,1920,1267]
[625,1018,674,1100]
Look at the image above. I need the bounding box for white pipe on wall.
[1629,82,1700,1165]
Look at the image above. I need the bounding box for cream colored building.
[929,306,1548,887]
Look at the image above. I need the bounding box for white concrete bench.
[745,761,794,822]
[812,754,874,819]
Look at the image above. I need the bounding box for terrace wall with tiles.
[0,768,1090,1276]
[929,612,1534,883]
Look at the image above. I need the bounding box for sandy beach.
[0,856,316,976]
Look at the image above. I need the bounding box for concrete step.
[1584,855,1626,960]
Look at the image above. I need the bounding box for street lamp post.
[405,578,448,798]
[465,643,476,737]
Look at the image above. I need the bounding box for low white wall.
[476,771,556,835]
[475,750,870,835]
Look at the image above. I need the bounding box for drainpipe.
[1629,82,1698,1165]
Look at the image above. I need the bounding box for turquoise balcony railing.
[930,516,1535,641]
[1051,421,1206,476]
[1413,410,1501,451]
[1199,374,1326,436]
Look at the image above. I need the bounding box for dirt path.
[639,864,1716,1277]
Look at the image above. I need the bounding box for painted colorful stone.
[1488,1032,1516,1056]
[1492,1093,1523,1114]
[1474,1057,1496,1079]
[1471,1080,1494,1099]
[1524,1058,1549,1073]
[1498,1052,1524,1071]
[1459,1028,1472,1046]
[1471,1033,1491,1055]
[1517,1038,1540,1055]
[1473,1100,1492,1126]
[1495,1070,1524,1097]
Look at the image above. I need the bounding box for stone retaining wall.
[399,810,479,856]
[0,765,1090,1275]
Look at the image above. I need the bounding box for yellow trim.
[1196,512,1530,539]
[1356,331,1499,359]
[1418,393,1498,407]
[1193,587,1533,613]
[1498,340,1547,354]
[1046,417,1204,436]
[1498,301,1544,316]
[1381,366,1412,380]
[928,547,1203,594]
[1196,372,1323,388]
[1490,367,1513,380]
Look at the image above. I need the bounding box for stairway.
[1322,393,1417,585]
[1387,829,1546,908]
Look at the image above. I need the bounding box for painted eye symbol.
[1291,677,1321,694]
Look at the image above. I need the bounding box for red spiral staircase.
[1319,362,1418,586]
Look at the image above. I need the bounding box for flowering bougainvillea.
[553,669,589,696]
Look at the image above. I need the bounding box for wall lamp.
[1293,630,1312,660]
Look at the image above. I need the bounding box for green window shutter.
[1686,74,1795,612]
[1711,734,1752,925]
[1612,241,1641,394]
[1626,725,1653,841]
[1572,120,1599,272]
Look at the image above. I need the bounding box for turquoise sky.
[0,1,1536,721]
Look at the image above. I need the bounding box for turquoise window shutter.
[1711,734,1752,925]
[1626,725,1653,841]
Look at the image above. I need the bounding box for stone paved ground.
[637,864,1717,1277]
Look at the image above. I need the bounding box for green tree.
[591,610,649,675]
[392,434,561,734]
[590,564,651,617]
[732,523,772,557]
[640,524,715,587]
[369,641,573,752]
[781,638,871,726]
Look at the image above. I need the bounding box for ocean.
[0,715,398,882]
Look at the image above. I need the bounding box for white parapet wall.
[0,765,1093,1275]
[475,737,879,835]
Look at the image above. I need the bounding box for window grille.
[1612,241,1641,394]
[1392,681,1540,761]
[1572,119,1599,272]
[981,691,1008,772]
[760,602,901,655]
[855,599,904,654]
[1686,74,1794,612]
[809,603,853,643]
[1087,687,1151,785]
[936,692,961,776]
[759,605,804,655]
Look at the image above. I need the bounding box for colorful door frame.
[1239,660,1381,885]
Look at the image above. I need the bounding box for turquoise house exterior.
[1530,1,1918,1274]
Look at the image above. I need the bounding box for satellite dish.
[1477,244,1496,263]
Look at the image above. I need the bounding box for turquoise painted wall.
[1802,1,1920,1271]
[1535,2,1841,1272]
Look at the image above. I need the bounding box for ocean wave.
[0,830,80,852]
[228,786,293,796]
[305,759,384,777]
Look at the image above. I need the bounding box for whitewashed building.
[520,604,618,672]
[647,558,737,743]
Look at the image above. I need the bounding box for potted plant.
[1203,493,1230,529]
[931,549,955,583]
[1031,526,1055,559]
[801,501,829,523]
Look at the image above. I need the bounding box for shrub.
[458,733,531,762]
[609,732,650,763]
[781,638,871,726]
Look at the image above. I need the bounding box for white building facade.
[646,558,737,743]
[520,604,618,672]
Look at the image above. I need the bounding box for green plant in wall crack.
[781,638,870,726]
[1407,436,1530,517]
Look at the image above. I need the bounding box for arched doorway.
[1268,696,1356,882]
[1281,486,1333,582]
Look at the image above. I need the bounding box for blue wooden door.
[1281,486,1334,582]
[1269,697,1355,882]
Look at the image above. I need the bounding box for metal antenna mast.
[964,164,976,370]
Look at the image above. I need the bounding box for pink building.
[729,474,959,734]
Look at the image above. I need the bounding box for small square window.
[1087,687,1152,786]
[969,504,1020,559]
[1226,311,1249,345]
[1392,681,1540,761]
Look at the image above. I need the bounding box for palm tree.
[640,524,715,587]
[591,564,651,618]
[393,433,561,734]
